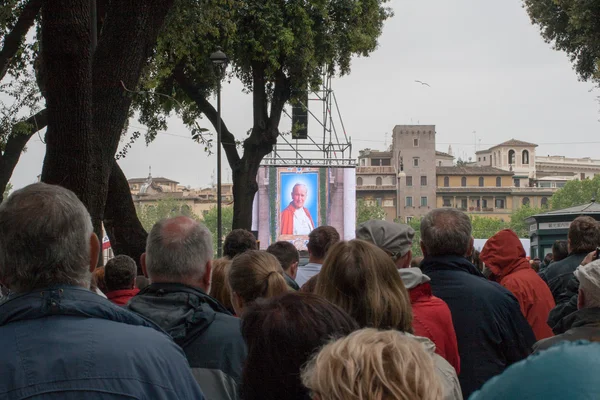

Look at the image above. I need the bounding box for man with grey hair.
[419,208,535,398]
[127,216,246,400]
[0,183,204,399]
[535,259,600,351]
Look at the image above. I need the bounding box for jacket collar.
[0,286,161,331]
[128,282,233,346]
[420,255,484,278]
[136,282,231,315]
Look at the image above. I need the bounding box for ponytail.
[229,250,289,305]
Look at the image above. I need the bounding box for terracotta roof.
[358,151,392,158]
[477,139,538,153]
[436,166,514,176]
[128,177,179,184]
[436,151,454,158]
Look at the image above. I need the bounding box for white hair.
[292,183,308,193]
[145,217,213,281]
[575,259,600,308]
[0,183,93,292]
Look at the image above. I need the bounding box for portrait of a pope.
[280,183,315,235]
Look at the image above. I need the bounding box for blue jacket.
[421,256,535,398]
[0,286,205,399]
[470,341,600,400]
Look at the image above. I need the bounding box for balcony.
[356,166,396,175]
[356,184,397,191]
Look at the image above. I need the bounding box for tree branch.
[268,69,291,132]
[174,67,241,167]
[251,62,268,130]
[0,0,42,81]
[0,108,47,200]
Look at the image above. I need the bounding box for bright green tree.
[202,205,234,256]
[550,175,600,210]
[524,0,600,83]
[356,199,387,225]
[471,215,508,239]
[509,205,545,238]
[136,0,392,230]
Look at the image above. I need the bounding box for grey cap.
[356,220,415,258]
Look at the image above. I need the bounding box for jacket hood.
[127,283,231,347]
[399,267,430,290]
[480,229,529,278]
[404,332,436,355]
[0,286,161,331]
[554,307,600,334]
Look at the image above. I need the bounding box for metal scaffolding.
[261,74,355,167]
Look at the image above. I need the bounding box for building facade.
[476,139,537,186]
[356,149,397,221]
[128,173,233,220]
[392,125,437,222]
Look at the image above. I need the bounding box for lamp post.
[397,156,405,222]
[210,49,228,257]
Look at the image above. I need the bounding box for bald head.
[145,216,213,283]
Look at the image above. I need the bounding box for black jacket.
[535,308,600,352]
[421,256,535,398]
[547,274,580,332]
[127,283,246,400]
[539,252,588,302]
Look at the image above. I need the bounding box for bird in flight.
[415,80,431,87]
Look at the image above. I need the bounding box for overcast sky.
[10,0,600,190]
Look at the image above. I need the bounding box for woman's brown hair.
[315,240,413,332]
[209,258,234,312]
[229,250,288,305]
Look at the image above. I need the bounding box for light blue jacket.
[0,286,205,399]
[470,341,600,400]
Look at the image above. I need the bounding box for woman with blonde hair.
[229,250,288,316]
[209,258,235,314]
[302,328,443,400]
[314,240,462,400]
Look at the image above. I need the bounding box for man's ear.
[402,250,412,268]
[289,261,299,279]
[202,260,212,291]
[420,240,427,258]
[465,237,474,257]
[89,233,100,273]
[141,253,149,279]
[578,288,585,310]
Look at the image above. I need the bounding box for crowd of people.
[1,182,600,399]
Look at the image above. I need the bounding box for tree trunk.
[103,161,147,273]
[0,109,48,201]
[40,0,103,236]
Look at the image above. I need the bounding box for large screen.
[252,166,356,251]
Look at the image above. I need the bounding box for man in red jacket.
[481,229,555,340]
[104,255,140,306]
[356,220,461,373]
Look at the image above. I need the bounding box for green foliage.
[135,197,200,232]
[508,205,545,238]
[470,215,508,239]
[202,205,234,255]
[551,175,600,210]
[524,0,600,82]
[135,0,393,147]
[356,199,387,225]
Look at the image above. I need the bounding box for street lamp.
[397,156,405,221]
[210,49,228,257]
